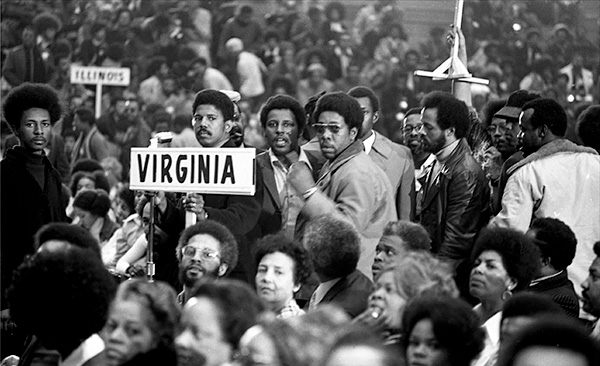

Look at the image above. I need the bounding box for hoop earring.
[501,288,513,301]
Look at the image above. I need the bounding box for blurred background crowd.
[1,0,598,174]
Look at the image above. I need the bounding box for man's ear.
[350,126,358,141]
[218,263,228,277]
[293,283,301,293]
[373,111,379,125]
[507,277,518,291]
[446,126,456,138]
[539,125,547,138]
[224,120,233,133]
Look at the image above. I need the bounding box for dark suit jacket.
[159,139,263,284]
[529,270,580,319]
[317,269,373,318]
[368,131,415,220]
[255,148,324,236]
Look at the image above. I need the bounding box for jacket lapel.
[257,153,282,209]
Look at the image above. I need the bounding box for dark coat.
[317,269,373,318]
[529,270,580,319]
[255,149,324,237]
[1,147,68,308]
[159,139,263,284]
[420,139,490,261]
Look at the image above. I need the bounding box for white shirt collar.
[60,333,104,366]
[268,147,312,171]
[362,131,376,154]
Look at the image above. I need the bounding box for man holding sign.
[156,89,262,284]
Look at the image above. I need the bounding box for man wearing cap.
[484,90,540,214]
[490,98,599,318]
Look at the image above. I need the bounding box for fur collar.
[508,139,598,175]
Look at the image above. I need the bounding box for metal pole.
[145,192,156,282]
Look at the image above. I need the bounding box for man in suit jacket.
[348,86,415,221]
[256,94,324,238]
[303,215,373,318]
[527,218,579,319]
[157,89,263,284]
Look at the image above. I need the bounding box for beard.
[178,262,220,288]
[423,133,446,154]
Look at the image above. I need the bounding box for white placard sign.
[129,148,256,195]
[70,66,131,86]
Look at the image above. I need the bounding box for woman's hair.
[264,304,350,366]
[471,228,541,292]
[116,184,136,215]
[2,83,63,133]
[254,232,313,286]
[190,279,264,350]
[8,244,116,352]
[496,317,600,366]
[401,295,485,366]
[379,251,459,301]
[73,189,112,217]
[112,279,180,347]
[69,170,111,195]
[321,324,401,366]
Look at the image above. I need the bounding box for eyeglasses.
[312,123,342,134]
[181,245,221,261]
[486,122,514,135]
[402,124,423,134]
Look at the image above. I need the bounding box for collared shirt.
[277,299,305,319]
[308,278,341,310]
[60,333,104,366]
[269,147,313,236]
[362,131,375,154]
[530,270,564,287]
[472,306,502,366]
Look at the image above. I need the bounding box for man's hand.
[288,161,316,194]
[183,193,207,220]
[483,146,503,182]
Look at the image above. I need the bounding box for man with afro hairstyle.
[1,83,68,317]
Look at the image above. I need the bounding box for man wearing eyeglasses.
[288,92,396,280]
[156,89,262,285]
[402,108,435,221]
[175,221,239,305]
[485,90,540,214]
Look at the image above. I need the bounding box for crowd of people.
[1,0,600,366]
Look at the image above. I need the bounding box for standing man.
[176,220,239,305]
[289,92,396,279]
[402,108,435,221]
[157,89,262,284]
[256,94,323,238]
[2,25,51,87]
[418,91,490,293]
[489,98,599,315]
[348,86,415,220]
[1,83,68,321]
[70,107,110,167]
